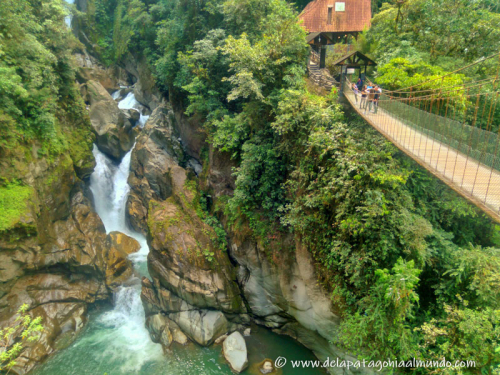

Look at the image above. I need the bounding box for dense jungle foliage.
[0,0,94,233]
[0,0,90,151]
[363,0,500,131]
[2,0,500,372]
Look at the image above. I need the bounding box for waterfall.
[76,93,162,369]
[89,145,149,271]
[118,92,150,128]
[32,92,323,375]
[64,0,75,28]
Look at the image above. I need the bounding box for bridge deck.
[344,90,500,223]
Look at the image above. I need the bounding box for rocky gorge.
[0,32,368,375]
[128,89,362,371]
[0,4,363,374]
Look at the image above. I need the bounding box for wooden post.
[340,66,345,95]
[320,46,327,69]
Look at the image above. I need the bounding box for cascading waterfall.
[33,92,166,374]
[32,92,323,375]
[118,91,150,128]
[35,2,331,372]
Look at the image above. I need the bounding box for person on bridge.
[372,85,381,114]
[365,87,376,114]
[356,77,363,90]
[360,86,368,109]
[352,83,360,103]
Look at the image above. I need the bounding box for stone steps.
[307,61,337,92]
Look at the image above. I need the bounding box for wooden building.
[300,0,371,67]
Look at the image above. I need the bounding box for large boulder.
[168,309,228,346]
[73,51,129,91]
[104,232,140,288]
[86,80,138,161]
[223,332,248,373]
[145,313,188,350]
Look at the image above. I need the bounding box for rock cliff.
[0,115,139,374]
[130,96,370,374]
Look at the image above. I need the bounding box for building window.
[335,2,345,11]
[327,6,333,24]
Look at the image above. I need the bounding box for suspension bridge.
[341,53,500,223]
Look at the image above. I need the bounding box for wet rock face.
[229,237,365,373]
[126,104,185,235]
[141,275,236,347]
[104,232,141,289]
[86,80,139,161]
[0,171,114,374]
[0,132,141,374]
[74,52,129,91]
[122,55,162,111]
[146,196,243,314]
[132,107,245,349]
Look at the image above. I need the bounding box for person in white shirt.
[352,83,360,103]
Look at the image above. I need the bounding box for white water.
[112,91,122,100]
[118,92,150,128]
[86,145,163,368]
[64,0,75,28]
[90,145,150,270]
[83,92,162,367]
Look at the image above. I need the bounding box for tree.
[221,0,308,102]
[418,299,500,373]
[337,258,421,359]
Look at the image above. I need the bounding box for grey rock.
[86,80,136,160]
[168,310,228,346]
[223,332,248,373]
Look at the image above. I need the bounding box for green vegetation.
[366,0,500,67]
[74,0,500,371]
[0,304,44,373]
[0,0,95,238]
[0,0,80,145]
[0,183,35,234]
[361,0,500,131]
[1,0,499,372]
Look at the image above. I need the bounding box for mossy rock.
[0,183,37,236]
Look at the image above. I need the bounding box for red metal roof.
[299,0,371,33]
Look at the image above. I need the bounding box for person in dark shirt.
[356,77,363,91]
[373,85,381,114]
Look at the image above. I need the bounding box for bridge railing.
[344,68,500,221]
[377,94,500,172]
[345,78,500,173]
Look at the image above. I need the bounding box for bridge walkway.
[344,86,500,223]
